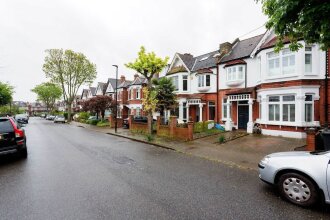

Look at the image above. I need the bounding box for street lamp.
[112,65,118,133]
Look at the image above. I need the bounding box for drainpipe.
[325,50,329,128]
[244,63,247,88]
[216,64,219,123]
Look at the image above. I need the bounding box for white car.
[259,150,330,207]
[54,115,66,123]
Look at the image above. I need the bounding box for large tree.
[257,0,330,52]
[125,46,169,133]
[82,95,114,120]
[42,49,97,121]
[153,77,177,117]
[0,81,14,106]
[31,82,62,112]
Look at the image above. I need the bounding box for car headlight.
[260,156,270,165]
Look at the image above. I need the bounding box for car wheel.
[19,147,28,159]
[278,172,319,207]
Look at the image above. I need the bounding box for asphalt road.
[0,118,329,220]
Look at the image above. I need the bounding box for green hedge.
[87,119,99,125]
[193,121,214,133]
[96,120,109,127]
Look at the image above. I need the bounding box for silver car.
[258,150,330,207]
[54,115,65,123]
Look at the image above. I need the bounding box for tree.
[257,0,330,52]
[31,82,62,112]
[42,49,97,122]
[153,77,177,117]
[0,81,14,106]
[82,96,114,120]
[125,46,169,133]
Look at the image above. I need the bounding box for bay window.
[206,75,210,86]
[267,48,296,76]
[282,95,295,122]
[268,96,280,121]
[136,108,141,116]
[183,102,187,122]
[172,76,179,91]
[305,94,313,122]
[130,89,134,100]
[136,88,140,99]
[182,75,188,91]
[305,46,312,73]
[226,65,244,81]
[198,75,204,87]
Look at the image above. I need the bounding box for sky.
[0,0,267,102]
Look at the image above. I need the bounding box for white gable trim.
[106,82,114,93]
[168,53,191,74]
[251,29,273,58]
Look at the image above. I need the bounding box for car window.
[0,119,14,133]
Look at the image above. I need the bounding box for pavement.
[71,121,306,170]
[0,117,329,219]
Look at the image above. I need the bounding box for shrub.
[218,135,225,143]
[96,120,109,127]
[80,119,86,124]
[63,112,68,120]
[194,122,204,133]
[145,134,154,142]
[78,112,90,120]
[87,119,99,125]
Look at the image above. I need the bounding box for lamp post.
[112,65,118,133]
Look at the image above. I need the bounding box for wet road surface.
[0,118,329,219]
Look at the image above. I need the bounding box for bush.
[87,119,99,125]
[96,120,109,127]
[78,112,90,120]
[80,119,86,124]
[194,122,204,133]
[218,135,225,143]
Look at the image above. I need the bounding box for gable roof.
[118,80,132,88]
[131,75,147,85]
[177,53,195,70]
[192,50,219,72]
[97,82,107,94]
[107,78,121,92]
[219,34,264,63]
[89,87,96,96]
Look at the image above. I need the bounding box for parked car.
[123,116,148,129]
[46,115,56,120]
[0,117,27,158]
[54,115,65,123]
[88,116,98,121]
[15,114,29,124]
[258,150,330,207]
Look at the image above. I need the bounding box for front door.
[238,105,249,129]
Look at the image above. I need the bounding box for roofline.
[168,53,191,74]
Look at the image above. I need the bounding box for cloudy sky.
[0,0,267,102]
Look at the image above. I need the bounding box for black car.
[123,116,148,129]
[0,117,27,158]
[15,114,29,124]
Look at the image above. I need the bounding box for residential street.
[0,118,329,220]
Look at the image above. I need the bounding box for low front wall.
[108,115,123,128]
[156,116,193,141]
[131,121,148,133]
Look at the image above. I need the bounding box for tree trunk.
[67,103,72,122]
[147,112,153,134]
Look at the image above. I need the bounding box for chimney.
[120,75,126,83]
[134,74,139,80]
[219,42,232,55]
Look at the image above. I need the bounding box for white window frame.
[305,94,314,122]
[267,48,296,77]
[136,107,141,116]
[182,75,188,91]
[282,95,295,122]
[226,65,245,82]
[222,98,230,121]
[268,96,280,121]
[198,74,211,87]
[136,88,140,99]
[172,76,179,91]
[305,46,313,74]
[267,95,296,122]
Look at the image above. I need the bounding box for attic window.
[199,56,208,62]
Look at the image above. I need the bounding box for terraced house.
[167,30,329,138]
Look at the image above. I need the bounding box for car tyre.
[19,147,28,159]
[278,172,319,207]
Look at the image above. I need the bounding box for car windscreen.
[0,119,14,133]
